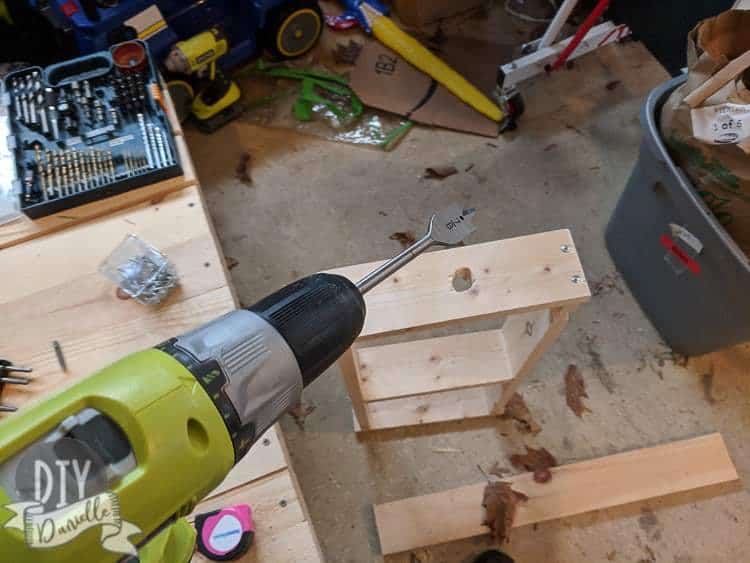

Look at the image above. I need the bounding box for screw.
[571,274,584,284]
[262,438,271,446]
[52,340,68,372]
[560,244,571,253]
[279,499,287,508]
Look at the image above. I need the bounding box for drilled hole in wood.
[452,267,474,292]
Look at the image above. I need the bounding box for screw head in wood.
[571,274,584,284]
[560,244,571,253]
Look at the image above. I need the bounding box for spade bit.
[356,204,477,294]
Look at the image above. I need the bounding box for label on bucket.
[691,103,750,145]
[669,223,703,255]
[660,234,701,276]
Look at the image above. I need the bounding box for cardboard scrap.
[393,0,486,27]
[660,9,750,257]
[350,37,511,137]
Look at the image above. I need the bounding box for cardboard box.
[393,0,485,27]
[660,9,750,257]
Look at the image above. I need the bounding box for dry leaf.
[510,446,557,477]
[605,80,622,91]
[389,231,417,248]
[424,165,458,179]
[565,364,590,417]
[482,482,528,544]
[500,393,542,434]
[235,151,253,185]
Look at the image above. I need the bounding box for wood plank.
[207,426,288,500]
[354,383,503,431]
[493,307,570,413]
[0,118,322,559]
[191,470,321,563]
[374,434,739,555]
[684,49,750,108]
[0,187,233,407]
[0,93,197,250]
[339,347,372,430]
[356,329,513,402]
[327,230,590,338]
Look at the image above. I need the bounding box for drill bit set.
[1,40,181,219]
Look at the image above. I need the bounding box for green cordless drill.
[0,206,476,562]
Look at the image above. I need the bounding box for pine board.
[374,434,739,555]
[327,229,590,338]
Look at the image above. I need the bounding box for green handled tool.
[0,206,477,563]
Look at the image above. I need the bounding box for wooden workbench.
[0,104,324,562]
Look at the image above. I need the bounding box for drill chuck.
[249,274,366,387]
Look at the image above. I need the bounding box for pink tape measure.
[195,504,255,561]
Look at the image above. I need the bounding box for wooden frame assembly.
[327,229,591,432]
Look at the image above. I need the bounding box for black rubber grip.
[249,274,366,387]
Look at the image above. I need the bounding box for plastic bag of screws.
[99,234,179,305]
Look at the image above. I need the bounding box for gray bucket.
[605,75,750,356]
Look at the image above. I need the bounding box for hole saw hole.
[452,267,474,292]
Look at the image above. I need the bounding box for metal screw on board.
[560,244,571,253]
[571,274,584,284]
[279,499,288,508]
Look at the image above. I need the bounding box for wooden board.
[207,426,288,501]
[327,229,590,339]
[355,329,513,402]
[492,307,569,414]
[0,156,323,560]
[374,434,739,555]
[0,93,198,251]
[350,308,572,431]
[353,384,503,431]
[0,186,230,401]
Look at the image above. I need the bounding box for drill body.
[0,273,364,562]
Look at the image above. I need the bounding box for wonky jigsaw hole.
[452,267,474,292]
